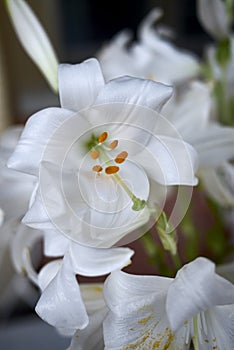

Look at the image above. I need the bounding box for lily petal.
[38,260,62,291]
[43,229,69,257]
[32,159,150,248]
[35,253,89,330]
[197,0,229,40]
[191,306,234,350]
[94,76,173,112]
[70,308,107,350]
[103,271,189,349]
[7,107,74,175]
[166,257,234,331]
[69,244,134,276]
[80,283,106,315]
[11,222,43,277]
[191,125,234,168]
[5,0,59,92]
[162,82,211,140]
[58,58,105,112]
[133,135,198,186]
[138,8,199,84]
[199,163,234,206]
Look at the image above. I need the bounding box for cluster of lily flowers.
[1,0,234,349]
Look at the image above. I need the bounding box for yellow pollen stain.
[21,267,27,276]
[138,315,152,325]
[115,151,128,164]
[98,131,108,143]
[92,165,103,173]
[90,149,99,159]
[124,331,151,349]
[105,165,119,174]
[91,285,103,293]
[108,140,118,149]
[204,339,209,343]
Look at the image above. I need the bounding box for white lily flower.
[162,81,234,206]
[197,0,230,40]
[5,0,59,92]
[98,8,200,85]
[103,257,234,349]
[8,58,198,248]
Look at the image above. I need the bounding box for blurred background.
[0,0,210,129]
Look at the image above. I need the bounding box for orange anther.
[98,131,108,143]
[105,166,119,175]
[108,140,118,150]
[115,151,128,164]
[92,165,103,173]
[90,149,99,159]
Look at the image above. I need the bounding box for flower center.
[89,131,146,211]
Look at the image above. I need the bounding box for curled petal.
[69,244,134,276]
[138,8,199,84]
[166,257,234,331]
[94,76,173,113]
[59,59,105,112]
[36,254,88,330]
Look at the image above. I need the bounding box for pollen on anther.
[105,166,119,175]
[92,165,103,173]
[115,151,128,164]
[108,140,118,150]
[98,131,108,143]
[90,149,99,159]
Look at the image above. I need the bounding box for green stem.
[171,253,182,270]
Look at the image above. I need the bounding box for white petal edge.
[69,243,134,276]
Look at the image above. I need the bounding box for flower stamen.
[90,149,100,159]
[92,165,103,173]
[98,131,108,143]
[105,165,120,174]
[108,140,118,150]
[88,131,146,211]
[115,151,128,164]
